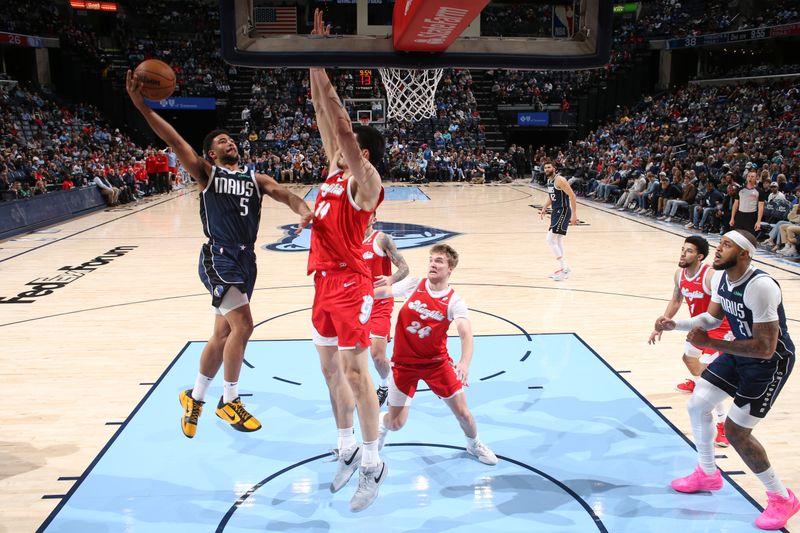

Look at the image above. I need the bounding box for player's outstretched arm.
[126,70,211,186]
[255,173,313,232]
[649,270,684,344]
[309,10,381,210]
[454,318,474,386]
[309,11,338,164]
[373,234,409,288]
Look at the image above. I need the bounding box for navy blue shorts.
[702,352,794,418]
[549,208,571,235]
[198,242,257,308]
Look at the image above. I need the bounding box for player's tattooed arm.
[687,321,778,359]
[382,234,409,284]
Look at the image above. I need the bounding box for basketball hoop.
[378,68,444,122]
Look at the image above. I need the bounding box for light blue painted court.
[304,185,430,202]
[40,334,765,532]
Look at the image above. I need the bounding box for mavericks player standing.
[540,160,577,281]
[655,230,798,530]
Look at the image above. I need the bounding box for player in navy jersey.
[126,71,312,439]
[655,230,798,530]
[539,160,577,281]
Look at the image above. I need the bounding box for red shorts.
[311,269,372,349]
[369,298,393,340]
[168,167,177,174]
[389,358,463,406]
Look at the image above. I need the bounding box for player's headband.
[723,230,756,256]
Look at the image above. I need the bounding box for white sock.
[466,434,479,448]
[755,467,789,498]
[379,412,388,431]
[192,373,213,401]
[361,439,380,468]
[337,427,356,451]
[713,402,726,424]
[222,380,238,403]
[559,257,567,270]
[380,377,388,387]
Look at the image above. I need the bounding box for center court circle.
[218,443,606,533]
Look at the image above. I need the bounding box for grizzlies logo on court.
[263,222,460,252]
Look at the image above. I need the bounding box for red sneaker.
[755,489,800,530]
[671,465,723,493]
[714,422,730,448]
[676,379,696,393]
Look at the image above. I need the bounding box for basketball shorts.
[549,208,571,235]
[702,352,794,419]
[198,242,256,309]
[311,269,372,350]
[388,358,463,407]
[369,298,393,340]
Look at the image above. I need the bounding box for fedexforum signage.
[0,246,137,304]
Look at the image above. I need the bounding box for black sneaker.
[376,386,388,407]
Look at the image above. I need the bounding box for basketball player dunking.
[539,160,577,281]
[649,236,732,447]
[655,230,798,530]
[309,9,387,512]
[363,212,409,407]
[126,72,312,438]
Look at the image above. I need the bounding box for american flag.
[254,6,297,35]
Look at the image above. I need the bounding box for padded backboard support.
[219,0,613,70]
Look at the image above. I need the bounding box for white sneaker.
[349,461,387,512]
[548,269,563,279]
[330,445,361,493]
[552,267,571,281]
[467,441,498,465]
[664,217,672,223]
[685,222,694,229]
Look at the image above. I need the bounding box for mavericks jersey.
[200,166,261,246]
[307,170,384,278]
[547,177,569,212]
[679,264,731,339]
[716,268,794,360]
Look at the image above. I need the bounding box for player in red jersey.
[649,235,732,447]
[308,9,387,512]
[374,244,498,465]
[363,212,409,407]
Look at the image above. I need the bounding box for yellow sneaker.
[179,389,204,438]
[215,396,262,432]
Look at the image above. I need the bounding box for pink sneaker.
[671,465,723,493]
[755,489,800,530]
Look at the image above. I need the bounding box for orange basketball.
[134,59,176,101]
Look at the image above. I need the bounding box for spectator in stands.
[688,181,724,231]
[661,174,696,222]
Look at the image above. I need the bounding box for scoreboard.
[354,69,375,96]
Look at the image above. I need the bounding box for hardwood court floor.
[1,182,798,532]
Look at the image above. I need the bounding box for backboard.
[220,0,613,70]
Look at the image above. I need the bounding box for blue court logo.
[263,222,460,252]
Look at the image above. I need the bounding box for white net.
[378,68,444,123]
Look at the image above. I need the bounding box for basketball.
[134,59,176,101]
